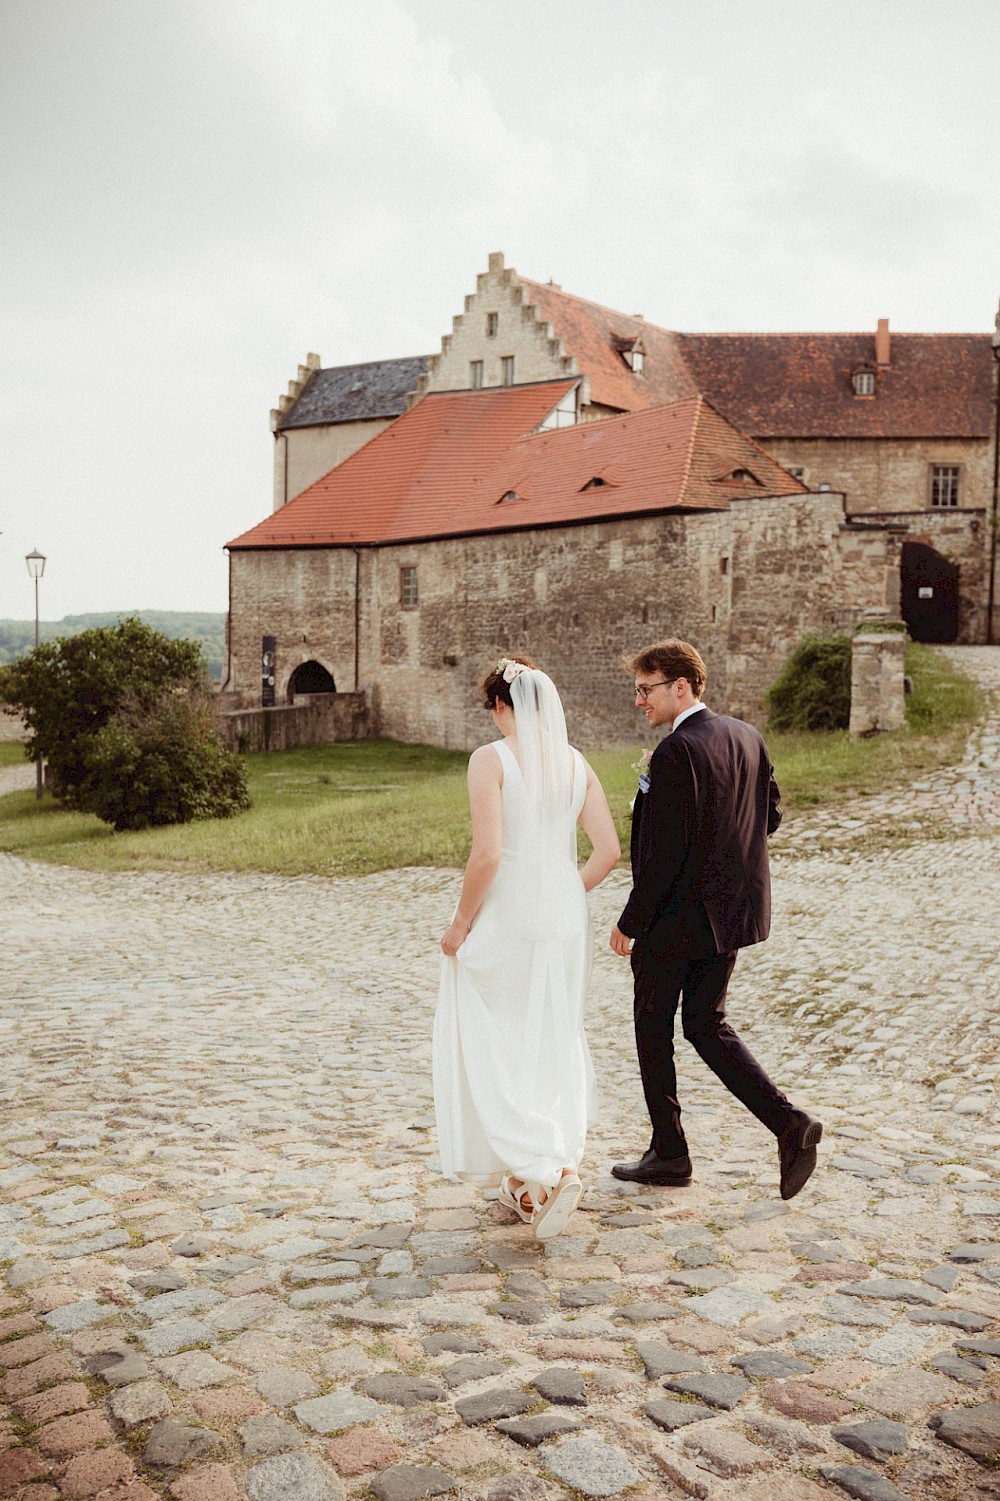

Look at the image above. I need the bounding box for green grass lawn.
[0,742,27,768]
[0,644,982,877]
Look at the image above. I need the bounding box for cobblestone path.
[1,647,998,1501]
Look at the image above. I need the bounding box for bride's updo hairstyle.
[479,654,541,710]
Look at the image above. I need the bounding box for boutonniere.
[631,748,652,794]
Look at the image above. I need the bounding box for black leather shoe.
[611,1149,692,1186]
[778,1109,823,1200]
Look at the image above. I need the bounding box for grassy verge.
[763,643,981,809]
[0,644,983,877]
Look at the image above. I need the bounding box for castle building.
[224,256,997,749]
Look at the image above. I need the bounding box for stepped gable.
[228,382,805,552]
[276,355,430,430]
[676,331,993,439]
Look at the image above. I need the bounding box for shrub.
[0,617,206,805]
[766,634,852,731]
[85,687,250,832]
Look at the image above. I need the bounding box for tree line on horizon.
[0,611,225,680]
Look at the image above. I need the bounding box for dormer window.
[498,490,521,504]
[852,368,876,396]
[612,334,645,374]
[713,465,763,487]
[580,476,608,491]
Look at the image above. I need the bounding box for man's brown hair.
[624,639,707,698]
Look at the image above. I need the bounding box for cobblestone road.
[1,647,998,1501]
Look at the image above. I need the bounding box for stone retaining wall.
[217,692,370,753]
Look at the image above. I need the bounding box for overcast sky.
[2,0,998,620]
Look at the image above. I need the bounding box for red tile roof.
[514,278,993,437]
[677,332,994,438]
[520,278,697,413]
[227,382,805,551]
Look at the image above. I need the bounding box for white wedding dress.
[433,735,598,1187]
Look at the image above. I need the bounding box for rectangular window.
[924,465,960,507]
[486,312,498,337]
[930,465,960,508]
[400,566,418,608]
[786,466,806,481]
[501,355,515,386]
[470,360,483,389]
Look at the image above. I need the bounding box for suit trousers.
[630,941,794,1154]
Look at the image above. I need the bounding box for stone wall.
[217,693,370,753]
[764,435,990,512]
[273,419,392,509]
[863,506,987,642]
[0,711,26,743]
[224,490,899,752]
[223,548,359,709]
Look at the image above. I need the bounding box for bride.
[434,655,620,1239]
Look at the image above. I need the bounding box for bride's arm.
[578,762,621,892]
[440,745,504,955]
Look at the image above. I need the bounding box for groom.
[609,638,822,1199]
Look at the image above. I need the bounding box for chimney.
[875,317,890,365]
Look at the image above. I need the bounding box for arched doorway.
[288,660,336,698]
[901,542,959,643]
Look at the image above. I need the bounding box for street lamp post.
[25,549,46,799]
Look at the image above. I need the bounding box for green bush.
[766,633,852,731]
[86,687,250,832]
[0,617,207,805]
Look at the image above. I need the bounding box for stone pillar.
[849,626,906,738]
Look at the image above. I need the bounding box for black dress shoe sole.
[611,1166,692,1186]
[779,1118,823,1200]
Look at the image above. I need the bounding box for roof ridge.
[519,276,673,336]
[677,329,987,340]
[423,377,580,401]
[316,353,430,373]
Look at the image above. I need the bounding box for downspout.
[220,547,234,692]
[354,547,361,691]
[988,312,1000,644]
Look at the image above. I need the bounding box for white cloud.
[0,0,997,617]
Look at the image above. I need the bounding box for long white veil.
[509,668,576,933]
[510,668,573,826]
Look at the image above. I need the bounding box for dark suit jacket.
[618,706,782,956]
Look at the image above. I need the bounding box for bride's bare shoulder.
[469,741,504,778]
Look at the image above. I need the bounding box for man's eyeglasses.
[634,679,674,702]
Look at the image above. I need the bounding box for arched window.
[288,660,336,697]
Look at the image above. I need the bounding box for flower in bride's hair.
[496,656,527,684]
